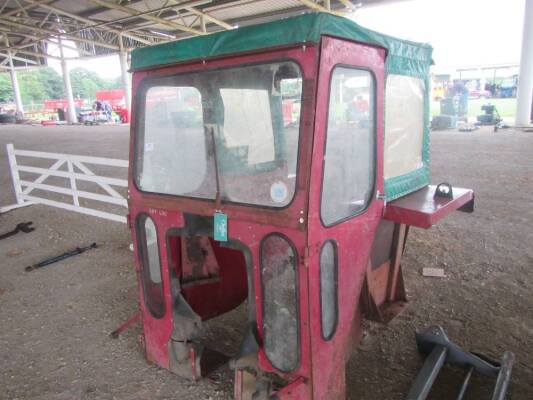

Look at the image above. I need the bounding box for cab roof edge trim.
[130,13,433,74]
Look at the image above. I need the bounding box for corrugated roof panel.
[206,0,304,22]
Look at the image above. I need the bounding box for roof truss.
[0,0,363,67]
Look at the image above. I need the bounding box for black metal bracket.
[434,183,454,199]
[0,221,34,240]
[407,325,515,400]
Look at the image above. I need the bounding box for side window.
[384,75,425,179]
[137,214,165,318]
[321,67,376,226]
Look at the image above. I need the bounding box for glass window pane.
[320,241,337,340]
[135,61,302,208]
[321,67,375,226]
[384,75,425,179]
[140,86,212,198]
[138,215,165,318]
[261,234,299,372]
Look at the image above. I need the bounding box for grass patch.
[431,98,516,120]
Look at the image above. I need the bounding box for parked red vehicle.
[127,13,474,400]
[95,89,129,122]
[468,88,492,99]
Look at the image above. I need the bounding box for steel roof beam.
[22,0,152,45]
[337,0,360,11]
[0,28,93,56]
[0,0,54,18]
[182,5,233,30]
[0,52,39,64]
[297,0,344,16]
[87,0,205,36]
[0,17,120,51]
[6,47,61,60]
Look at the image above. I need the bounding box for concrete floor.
[1,124,532,399]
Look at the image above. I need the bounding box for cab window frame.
[132,58,305,211]
[136,213,166,319]
[319,64,378,228]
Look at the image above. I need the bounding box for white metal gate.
[3,143,129,223]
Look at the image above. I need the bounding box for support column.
[118,35,131,115]
[58,37,77,124]
[515,0,533,126]
[4,38,23,115]
[8,54,24,115]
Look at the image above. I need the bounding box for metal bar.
[58,36,77,124]
[14,149,128,167]
[337,0,357,11]
[491,352,515,400]
[183,6,233,30]
[0,0,52,18]
[0,202,35,214]
[21,159,65,195]
[88,0,205,36]
[297,0,343,16]
[22,0,152,46]
[37,37,93,56]
[406,345,447,400]
[387,223,407,302]
[72,161,124,199]
[0,17,119,51]
[17,166,128,187]
[118,35,131,113]
[76,190,127,207]
[19,181,127,207]
[6,144,23,205]
[5,38,24,114]
[0,52,38,64]
[515,0,533,126]
[67,0,210,42]
[109,312,140,338]
[456,367,474,400]
[67,160,79,207]
[4,48,62,61]
[22,194,126,223]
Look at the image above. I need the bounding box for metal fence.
[3,143,129,223]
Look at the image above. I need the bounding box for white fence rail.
[3,144,129,223]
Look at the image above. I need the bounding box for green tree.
[18,70,46,103]
[0,67,122,105]
[70,67,105,100]
[0,73,13,102]
[38,68,64,99]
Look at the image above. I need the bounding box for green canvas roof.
[131,12,433,78]
[130,12,434,201]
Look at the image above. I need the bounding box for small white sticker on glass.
[145,142,154,152]
[270,181,288,204]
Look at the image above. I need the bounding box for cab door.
[306,36,386,399]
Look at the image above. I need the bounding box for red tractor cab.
[128,13,474,400]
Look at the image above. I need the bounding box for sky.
[48,0,526,78]
[351,0,525,70]
[47,44,123,80]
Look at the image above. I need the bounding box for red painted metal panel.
[128,45,320,389]
[129,46,318,231]
[95,89,125,106]
[384,186,474,229]
[305,36,386,400]
[43,99,84,110]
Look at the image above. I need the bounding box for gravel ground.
[0,124,532,400]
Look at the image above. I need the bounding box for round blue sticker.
[270,181,288,203]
